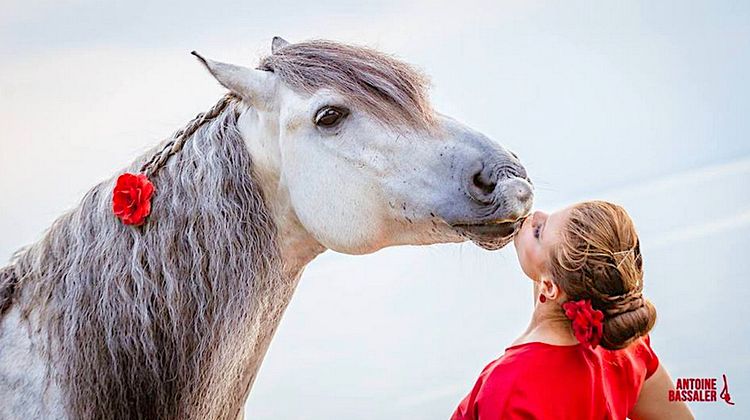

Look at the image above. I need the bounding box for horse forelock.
[259,39,437,131]
[10,98,285,419]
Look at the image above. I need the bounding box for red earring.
[539,295,547,303]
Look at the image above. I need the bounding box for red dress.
[451,336,659,420]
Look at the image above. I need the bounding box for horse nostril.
[472,170,497,195]
[516,183,532,203]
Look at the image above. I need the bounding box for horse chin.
[470,236,515,251]
[450,220,522,251]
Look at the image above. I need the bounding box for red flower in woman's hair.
[112,173,155,226]
[562,299,604,349]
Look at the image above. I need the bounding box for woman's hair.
[548,200,657,350]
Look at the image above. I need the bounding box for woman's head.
[513,200,656,350]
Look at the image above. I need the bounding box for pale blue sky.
[1,1,748,418]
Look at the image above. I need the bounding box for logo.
[669,374,735,406]
[720,374,735,406]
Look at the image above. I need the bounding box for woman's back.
[452,336,659,419]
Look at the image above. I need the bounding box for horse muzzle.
[447,176,534,250]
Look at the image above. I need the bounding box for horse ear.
[271,36,290,53]
[191,51,274,106]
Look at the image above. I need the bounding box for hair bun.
[599,297,656,350]
[603,289,645,317]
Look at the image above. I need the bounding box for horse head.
[194,37,533,255]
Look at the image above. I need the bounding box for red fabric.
[451,335,659,420]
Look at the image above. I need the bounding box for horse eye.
[314,106,348,128]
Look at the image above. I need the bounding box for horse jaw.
[237,102,327,275]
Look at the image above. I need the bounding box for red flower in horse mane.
[562,299,604,349]
[112,173,155,226]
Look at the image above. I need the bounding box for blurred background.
[1,1,748,418]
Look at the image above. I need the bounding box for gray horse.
[0,37,533,419]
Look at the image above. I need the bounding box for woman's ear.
[539,276,562,301]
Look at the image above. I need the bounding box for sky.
[1,1,749,418]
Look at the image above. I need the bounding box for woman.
[451,201,693,419]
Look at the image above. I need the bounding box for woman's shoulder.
[600,334,660,379]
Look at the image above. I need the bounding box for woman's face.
[513,207,572,281]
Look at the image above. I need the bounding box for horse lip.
[450,213,529,229]
[452,218,519,227]
[451,220,519,235]
[449,214,529,250]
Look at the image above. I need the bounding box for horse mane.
[0,39,435,419]
[6,96,284,419]
[259,39,437,130]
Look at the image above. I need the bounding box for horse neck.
[5,98,325,419]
